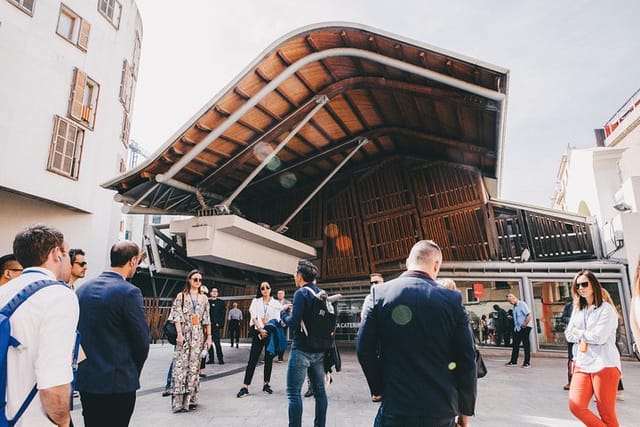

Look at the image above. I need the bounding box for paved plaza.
[71,343,640,426]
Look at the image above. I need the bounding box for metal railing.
[604,88,640,138]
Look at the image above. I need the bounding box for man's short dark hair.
[69,248,85,264]
[110,241,139,267]
[296,259,318,283]
[0,254,17,272]
[13,224,64,268]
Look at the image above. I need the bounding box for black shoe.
[230,344,234,347]
[199,373,206,378]
[522,363,531,368]
[218,360,224,365]
[237,387,249,398]
[505,362,517,366]
[236,344,239,348]
[162,390,171,397]
[262,384,273,394]
[304,389,313,398]
[206,360,215,364]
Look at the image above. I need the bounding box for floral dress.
[168,292,210,412]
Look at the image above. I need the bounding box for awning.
[103,22,509,216]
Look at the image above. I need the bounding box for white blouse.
[248,297,282,330]
[565,301,621,374]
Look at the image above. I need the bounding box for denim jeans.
[286,348,327,427]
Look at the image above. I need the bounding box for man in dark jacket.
[207,287,226,364]
[281,260,328,427]
[76,241,150,427]
[357,240,476,427]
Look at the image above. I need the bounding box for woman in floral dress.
[168,269,212,412]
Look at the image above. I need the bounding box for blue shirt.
[280,283,321,352]
[513,300,531,332]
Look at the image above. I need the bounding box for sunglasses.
[576,281,590,288]
[74,261,88,267]
[191,277,202,282]
[261,286,271,291]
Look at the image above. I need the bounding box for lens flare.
[279,172,297,189]
[391,305,412,325]
[335,235,353,252]
[324,223,339,239]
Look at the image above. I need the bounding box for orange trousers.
[568,367,620,427]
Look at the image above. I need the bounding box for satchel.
[476,349,488,378]
[164,321,177,345]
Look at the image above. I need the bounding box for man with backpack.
[281,260,334,427]
[0,224,79,426]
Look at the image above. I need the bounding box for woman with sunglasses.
[236,281,282,398]
[565,270,621,427]
[167,270,212,412]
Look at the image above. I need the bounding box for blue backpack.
[0,279,79,427]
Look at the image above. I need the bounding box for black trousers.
[80,391,136,427]
[242,332,273,385]
[376,405,455,427]
[509,326,531,364]
[208,326,224,362]
[229,320,240,345]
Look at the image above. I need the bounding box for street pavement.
[71,343,640,426]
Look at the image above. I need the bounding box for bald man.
[357,240,476,427]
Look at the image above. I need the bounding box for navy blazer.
[76,271,150,393]
[356,270,476,419]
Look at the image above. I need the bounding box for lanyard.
[189,293,198,315]
[263,299,270,319]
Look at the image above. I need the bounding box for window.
[48,116,84,179]
[121,110,130,147]
[7,0,35,15]
[131,32,142,77]
[68,68,100,129]
[98,0,122,28]
[56,4,90,51]
[119,60,134,111]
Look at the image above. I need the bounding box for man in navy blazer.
[76,241,150,427]
[357,240,476,427]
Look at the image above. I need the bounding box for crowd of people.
[4,226,640,427]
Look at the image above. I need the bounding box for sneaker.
[505,362,517,366]
[218,360,224,365]
[199,373,206,378]
[304,389,314,398]
[162,389,171,397]
[275,359,282,363]
[563,383,570,391]
[617,391,624,401]
[236,387,249,398]
[230,344,234,347]
[262,384,273,394]
[522,363,531,368]
[236,344,239,348]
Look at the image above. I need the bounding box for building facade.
[0,0,142,269]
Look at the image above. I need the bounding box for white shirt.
[248,297,281,330]
[0,268,79,426]
[565,301,621,374]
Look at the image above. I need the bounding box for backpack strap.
[1,279,68,425]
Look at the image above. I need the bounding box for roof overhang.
[104,22,509,216]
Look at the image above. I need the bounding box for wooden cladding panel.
[524,212,595,261]
[364,211,422,271]
[411,163,484,215]
[356,158,414,219]
[421,205,490,261]
[492,209,528,261]
[322,185,368,279]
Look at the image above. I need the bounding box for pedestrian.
[0,224,78,426]
[236,281,282,398]
[228,301,243,348]
[361,273,384,322]
[68,248,88,290]
[168,270,212,412]
[0,253,23,287]
[280,260,330,427]
[76,241,150,427]
[275,288,290,363]
[357,240,476,427]
[480,314,488,344]
[207,287,226,365]
[493,304,509,346]
[505,293,532,368]
[630,259,640,357]
[565,270,621,427]
[560,299,574,391]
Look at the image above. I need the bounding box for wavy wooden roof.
[104,22,509,215]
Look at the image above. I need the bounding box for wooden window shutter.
[119,60,129,108]
[69,69,87,121]
[121,111,130,146]
[78,20,91,51]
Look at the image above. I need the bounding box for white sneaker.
[617,391,624,401]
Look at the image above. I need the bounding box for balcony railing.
[604,88,640,138]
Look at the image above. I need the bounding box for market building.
[103,23,631,355]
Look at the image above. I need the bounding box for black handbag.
[164,321,177,345]
[476,349,488,378]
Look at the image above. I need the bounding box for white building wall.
[0,0,142,272]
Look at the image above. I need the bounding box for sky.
[130,0,640,207]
